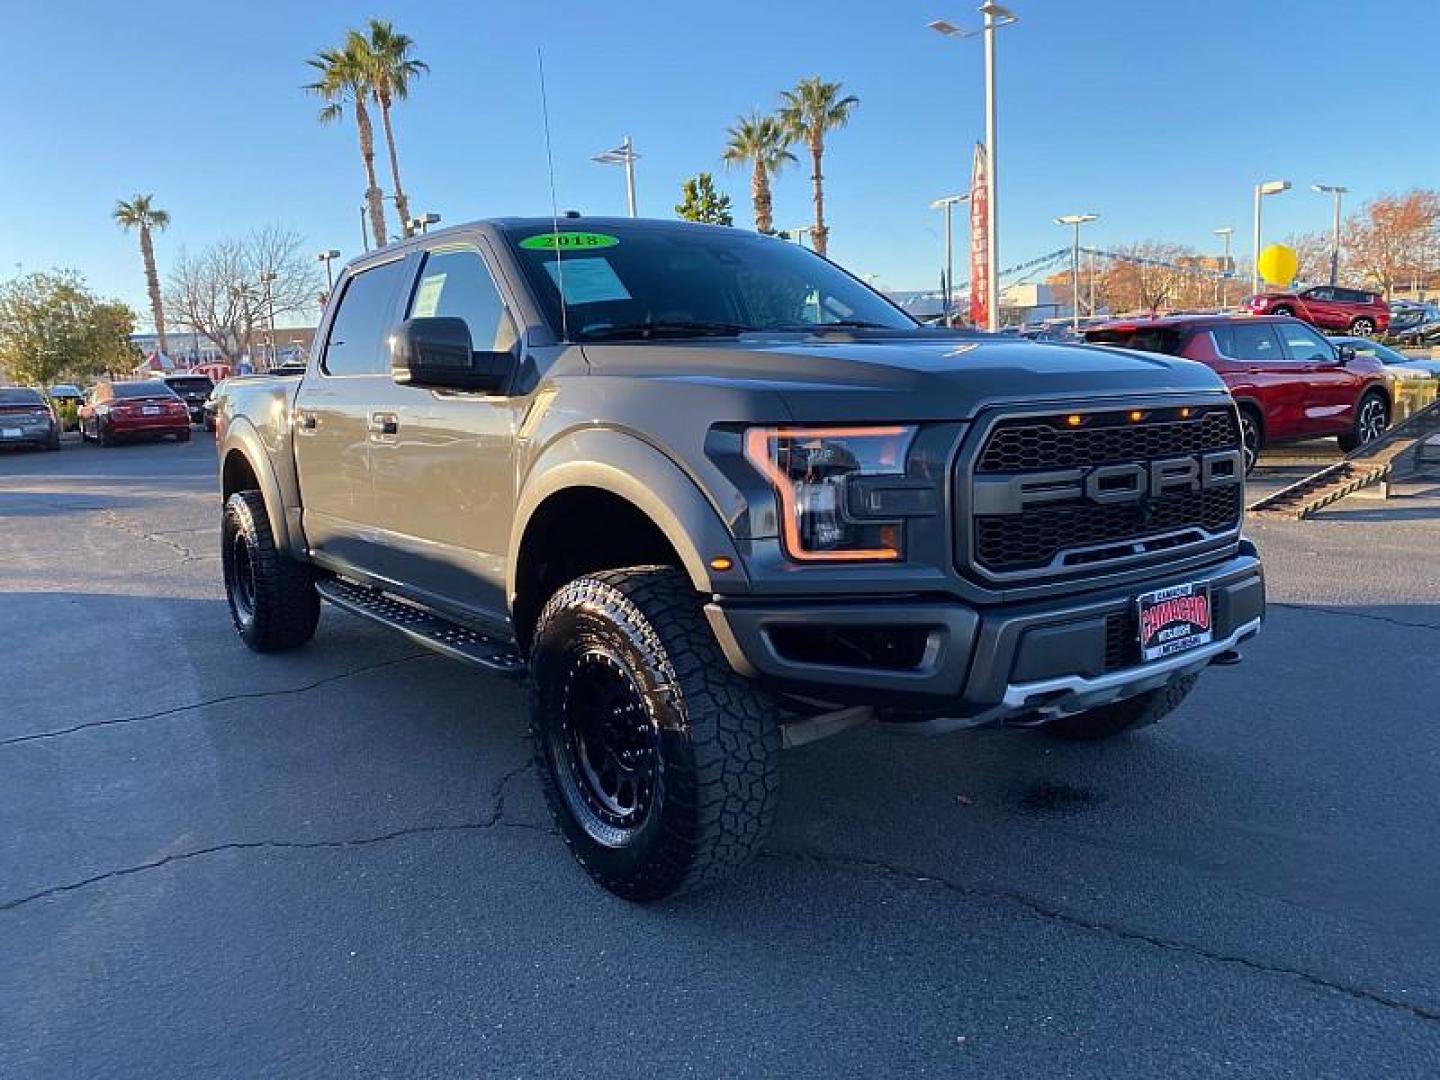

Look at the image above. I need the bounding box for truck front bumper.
[705,541,1264,727]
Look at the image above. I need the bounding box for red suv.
[1245,285,1389,337]
[1084,315,1392,471]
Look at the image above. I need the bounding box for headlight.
[744,425,916,561]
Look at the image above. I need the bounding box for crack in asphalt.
[1270,601,1440,634]
[0,758,538,914]
[764,846,1440,1025]
[0,654,431,748]
[100,508,198,560]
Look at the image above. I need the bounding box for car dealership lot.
[3,437,1439,1078]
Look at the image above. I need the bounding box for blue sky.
[2,0,1435,324]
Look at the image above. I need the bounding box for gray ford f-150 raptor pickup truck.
[215,217,1264,900]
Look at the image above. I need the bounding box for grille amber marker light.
[1180,407,1194,419]
[1128,410,1145,423]
[1065,414,1084,427]
[743,426,908,562]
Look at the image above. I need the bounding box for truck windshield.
[503,224,916,341]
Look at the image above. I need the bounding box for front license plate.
[1137,583,1212,662]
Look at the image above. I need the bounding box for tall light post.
[1213,227,1234,307]
[929,4,1017,332]
[1251,179,1291,294]
[593,136,639,217]
[259,271,279,369]
[930,193,970,324]
[1055,213,1098,328]
[317,249,341,293]
[1312,183,1348,286]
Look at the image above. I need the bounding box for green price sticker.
[519,232,620,251]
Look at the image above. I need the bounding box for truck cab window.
[409,249,518,353]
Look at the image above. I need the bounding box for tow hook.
[1210,648,1243,667]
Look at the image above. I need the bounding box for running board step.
[317,577,526,676]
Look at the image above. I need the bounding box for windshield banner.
[969,142,989,329]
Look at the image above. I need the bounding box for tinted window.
[503,225,915,340]
[324,259,408,375]
[1213,323,1283,361]
[164,376,214,393]
[1276,323,1334,362]
[114,382,180,399]
[408,249,518,353]
[1083,327,1184,355]
[1306,287,1335,301]
[0,388,45,405]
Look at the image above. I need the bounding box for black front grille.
[975,487,1242,572]
[966,406,1242,578]
[979,410,1236,472]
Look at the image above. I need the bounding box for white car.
[1330,336,1440,381]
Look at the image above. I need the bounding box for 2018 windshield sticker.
[519,232,619,251]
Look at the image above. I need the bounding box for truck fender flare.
[220,418,296,556]
[508,428,747,599]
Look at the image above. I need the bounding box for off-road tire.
[221,491,319,652]
[530,566,781,902]
[1043,673,1198,741]
[1337,391,1388,453]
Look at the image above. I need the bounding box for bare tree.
[1098,242,1195,314]
[165,226,324,365]
[1343,189,1440,297]
[1280,231,1335,287]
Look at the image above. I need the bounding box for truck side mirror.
[389,316,513,393]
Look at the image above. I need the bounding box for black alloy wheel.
[1238,411,1262,473]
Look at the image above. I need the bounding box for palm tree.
[722,112,795,236]
[112,194,170,354]
[778,78,859,257]
[351,20,428,239]
[306,42,388,247]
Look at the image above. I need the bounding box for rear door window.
[323,259,409,376]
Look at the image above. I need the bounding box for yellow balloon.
[1257,244,1298,287]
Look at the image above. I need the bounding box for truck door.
[364,243,522,621]
[293,255,410,573]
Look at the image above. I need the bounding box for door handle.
[369,412,399,437]
[296,409,318,433]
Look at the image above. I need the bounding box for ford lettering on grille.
[963,406,1245,580]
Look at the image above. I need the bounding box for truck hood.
[581,335,1227,422]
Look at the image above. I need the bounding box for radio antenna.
[537,48,569,343]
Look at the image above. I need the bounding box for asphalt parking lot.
[3,434,1439,1078]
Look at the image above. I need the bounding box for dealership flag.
[969,142,989,328]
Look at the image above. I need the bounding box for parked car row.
[0,374,217,454]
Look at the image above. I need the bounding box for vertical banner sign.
[968,142,989,328]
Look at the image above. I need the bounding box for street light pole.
[1313,183,1348,286]
[1251,179,1291,294]
[931,194,970,324]
[1214,227,1234,307]
[1055,213,1098,329]
[317,249,341,293]
[593,137,640,217]
[928,5,1018,333]
[359,206,369,253]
